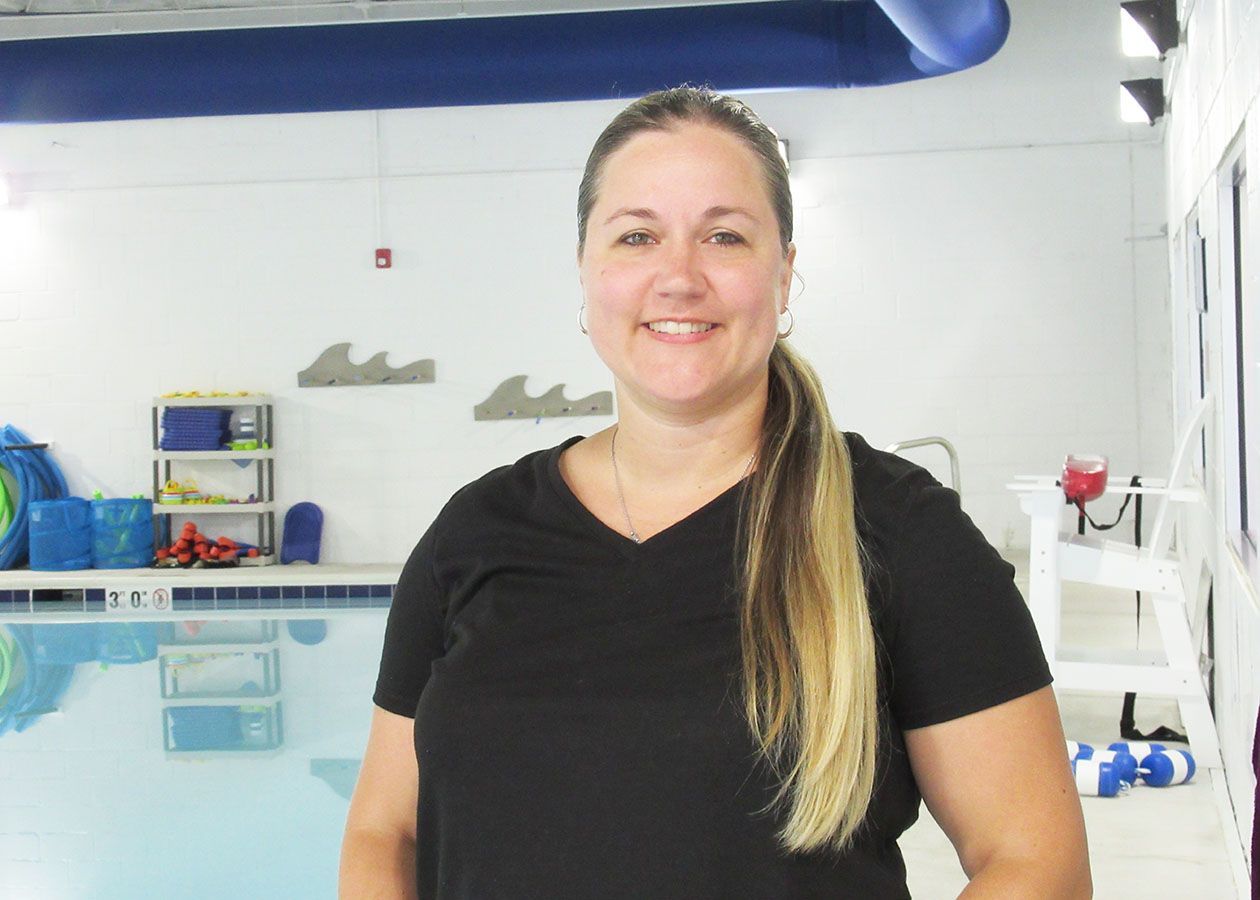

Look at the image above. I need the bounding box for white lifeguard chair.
[1008,395,1220,767]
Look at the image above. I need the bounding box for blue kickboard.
[281,501,323,565]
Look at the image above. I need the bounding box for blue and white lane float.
[1070,743,1196,795]
[1088,749,1140,786]
[1108,741,1166,760]
[1071,757,1128,797]
[1140,749,1196,786]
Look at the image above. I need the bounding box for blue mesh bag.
[91,498,153,569]
[28,498,92,571]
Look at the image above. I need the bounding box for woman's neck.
[603,379,767,494]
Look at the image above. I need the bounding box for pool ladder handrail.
[883,436,961,494]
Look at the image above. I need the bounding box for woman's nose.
[653,242,706,297]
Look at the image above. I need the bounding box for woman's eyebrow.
[603,207,656,225]
[602,205,758,225]
[704,205,758,221]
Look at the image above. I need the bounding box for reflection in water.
[311,758,363,801]
[0,613,384,899]
[156,619,286,754]
[1,622,158,737]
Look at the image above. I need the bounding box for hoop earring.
[578,303,589,335]
[776,307,794,340]
[790,267,806,303]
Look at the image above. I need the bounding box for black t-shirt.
[374,432,1051,899]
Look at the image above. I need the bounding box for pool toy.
[1108,740,1166,759]
[154,520,263,567]
[0,463,13,542]
[281,502,323,565]
[1139,749,1195,786]
[1088,749,1140,786]
[1071,757,1128,797]
[1066,740,1093,760]
[1067,740,1197,797]
[159,390,256,399]
[160,480,186,504]
[160,406,233,451]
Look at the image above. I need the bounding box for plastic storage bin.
[28,498,92,570]
[163,702,284,753]
[91,498,154,568]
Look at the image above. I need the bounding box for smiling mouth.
[645,321,717,335]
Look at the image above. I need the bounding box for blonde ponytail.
[737,341,879,853]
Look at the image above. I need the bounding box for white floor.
[899,553,1246,899]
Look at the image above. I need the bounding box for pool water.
[0,612,386,899]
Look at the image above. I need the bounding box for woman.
[341,87,1091,899]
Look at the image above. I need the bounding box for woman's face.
[578,123,794,416]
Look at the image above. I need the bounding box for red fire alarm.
[375,248,392,269]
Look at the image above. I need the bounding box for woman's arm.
[340,706,421,900]
[903,686,1092,899]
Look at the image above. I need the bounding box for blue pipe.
[0,426,70,570]
[0,0,1010,124]
[873,0,1009,70]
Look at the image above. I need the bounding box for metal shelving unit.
[157,620,284,758]
[151,394,276,564]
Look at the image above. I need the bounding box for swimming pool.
[0,599,388,899]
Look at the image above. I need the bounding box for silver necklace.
[609,425,757,544]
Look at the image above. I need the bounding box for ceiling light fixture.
[1120,1,1178,58]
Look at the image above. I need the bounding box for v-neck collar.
[545,435,750,559]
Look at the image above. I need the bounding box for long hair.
[576,87,878,853]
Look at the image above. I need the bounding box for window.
[1188,213,1209,469]
[1229,155,1256,548]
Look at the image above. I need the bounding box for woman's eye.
[709,231,744,246]
[621,232,654,246]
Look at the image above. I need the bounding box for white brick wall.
[0,0,1167,563]
[1165,0,1260,870]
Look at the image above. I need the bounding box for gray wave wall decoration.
[297,343,435,387]
[474,375,613,421]
[296,346,612,421]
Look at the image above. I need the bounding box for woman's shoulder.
[432,435,581,531]
[841,430,938,536]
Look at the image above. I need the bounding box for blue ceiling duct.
[0,0,1010,124]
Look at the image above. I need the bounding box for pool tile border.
[0,582,398,615]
